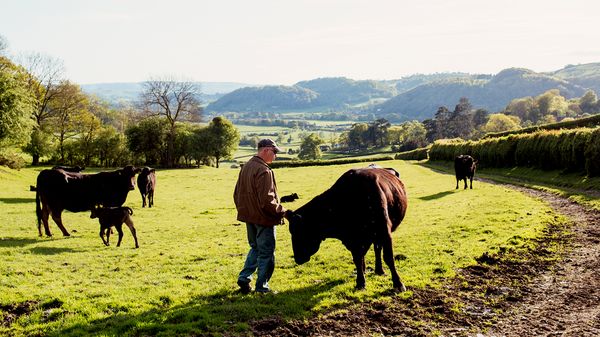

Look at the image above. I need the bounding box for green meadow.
[0,161,559,336]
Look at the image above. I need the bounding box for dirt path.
[251,183,600,336]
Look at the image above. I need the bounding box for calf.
[90,206,139,248]
[280,193,299,203]
[137,167,156,208]
[454,155,476,189]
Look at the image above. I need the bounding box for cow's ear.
[134,167,142,174]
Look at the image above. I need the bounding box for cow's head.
[120,165,142,190]
[286,210,322,265]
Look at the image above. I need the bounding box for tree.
[448,97,474,139]
[19,52,65,164]
[46,81,89,163]
[125,117,168,166]
[579,90,598,113]
[368,118,391,147]
[481,114,521,134]
[140,77,202,167]
[298,133,323,160]
[345,123,369,149]
[204,116,240,168]
[0,57,35,148]
[0,35,8,56]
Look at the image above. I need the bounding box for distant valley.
[81,63,600,122]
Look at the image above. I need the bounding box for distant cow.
[455,155,476,189]
[286,168,408,291]
[35,165,141,237]
[137,167,156,208]
[90,206,139,248]
[280,193,299,203]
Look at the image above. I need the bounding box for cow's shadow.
[49,279,344,336]
[0,237,39,248]
[29,246,81,255]
[0,197,35,204]
[418,191,454,200]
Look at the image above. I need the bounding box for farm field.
[0,161,559,336]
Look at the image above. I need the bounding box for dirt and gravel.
[252,183,600,336]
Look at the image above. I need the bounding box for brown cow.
[137,167,156,208]
[35,166,141,237]
[286,168,408,291]
[455,155,476,189]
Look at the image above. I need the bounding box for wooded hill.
[205,64,600,121]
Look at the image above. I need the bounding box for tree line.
[0,40,240,169]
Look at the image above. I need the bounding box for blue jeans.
[238,223,276,291]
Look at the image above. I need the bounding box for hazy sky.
[2,0,599,85]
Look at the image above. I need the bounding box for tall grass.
[0,162,558,336]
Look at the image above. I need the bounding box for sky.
[1,0,600,85]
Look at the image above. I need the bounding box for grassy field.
[0,161,559,336]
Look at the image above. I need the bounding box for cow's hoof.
[62,233,70,237]
[375,269,385,276]
[394,283,407,292]
[355,284,366,290]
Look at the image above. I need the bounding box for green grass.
[0,161,559,336]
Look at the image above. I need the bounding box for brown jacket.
[234,156,286,226]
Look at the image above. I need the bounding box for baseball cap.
[258,138,283,153]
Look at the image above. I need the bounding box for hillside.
[549,62,600,95]
[372,68,589,121]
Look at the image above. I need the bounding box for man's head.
[257,138,282,164]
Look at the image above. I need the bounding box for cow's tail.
[35,190,42,236]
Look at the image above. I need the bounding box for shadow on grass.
[49,279,344,336]
[0,237,40,248]
[0,197,35,204]
[29,246,80,255]
[418,191,454,200]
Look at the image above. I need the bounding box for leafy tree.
[448,97,474,139]
[481,114,521,133]
[579,90,598,113]
[125,117,168,166]
[345,123,369,149]
[298,133,323,160]
[204,116,240,168]
[504,97,536,123]
[94,126,129,167]
[139,77,202,167]
[0,57,35,148]
[368,118,390,147]
[46,81,89,163]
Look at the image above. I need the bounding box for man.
[234,138,286,294]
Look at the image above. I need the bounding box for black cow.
[137,167,156,208]
[286,168,408,291]
[35,165,141,237]
[280,193,299,203]
[52,165,85,172]
[90,206,139,248]
[455,155,476,189]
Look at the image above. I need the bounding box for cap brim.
[273,146,283,153]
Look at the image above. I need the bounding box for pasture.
[0,161,559,336]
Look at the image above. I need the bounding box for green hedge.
[395,146,430,161]
[429,127,600,176]
[269,155,396,169]
[484,113,600,138]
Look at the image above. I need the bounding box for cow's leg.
[463,178,468,189]
[41,204,52,237]
[455,178,459,189]
[374,243,385,275]
[115,225,124,247]
[351,246,370,290]
[469,176,473,189]
[382,235,406,291]
[124,217,139,248]
[105,226,111,245]
[50,212,70,236]
[148,190,154,208]
[141,193,146,208]
[100,228,109,246]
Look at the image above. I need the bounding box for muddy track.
[251,182,600,336]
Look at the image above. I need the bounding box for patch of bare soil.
[251,184,600,336]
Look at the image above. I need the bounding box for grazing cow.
[286,168,408,291]
[454,155,476,189]
[137,167,156,208]
[35,165,141,237]
[280,193,299,203]
[90,206,139,248]
[52,165,85,172]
